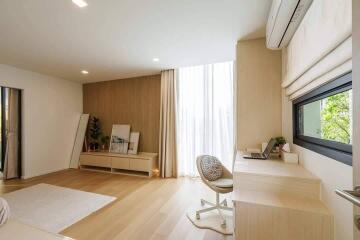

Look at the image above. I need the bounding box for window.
[176,62,234,176]
[293,72,352,166]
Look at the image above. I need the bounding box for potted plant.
[100,135,110,151]
[88,116,101,151]
[275,136,286,157]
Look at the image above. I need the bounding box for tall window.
[176,61,234,176]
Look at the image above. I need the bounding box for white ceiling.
[0,0,271,83]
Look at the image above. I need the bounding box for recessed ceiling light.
[153,58,160,62]
[72,0,88,8]
[81,70,89,75]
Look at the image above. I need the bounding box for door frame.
[353,1,360,238]
[1,87,6,171]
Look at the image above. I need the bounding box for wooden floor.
[0,169,233,240]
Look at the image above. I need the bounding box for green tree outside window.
[320,90,352,144]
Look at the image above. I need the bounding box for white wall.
[0,64,82,179]
[282,76,353,240]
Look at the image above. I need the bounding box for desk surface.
[234,151,319,182]
[232,151,330,215]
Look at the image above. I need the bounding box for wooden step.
[233,153,333,240]
[232,190,333,240]
[233,158,321,200]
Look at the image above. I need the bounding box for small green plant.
[88,116,102,151]
[275,136,286,147]
[321,91,351,144]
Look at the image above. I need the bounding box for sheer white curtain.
[176,61,234,177]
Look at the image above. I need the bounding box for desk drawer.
[129,159,150,172]
[111,157,130,169]
[80,155,111,168]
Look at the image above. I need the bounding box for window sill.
[293,138,352,166]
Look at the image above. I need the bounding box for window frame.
[293,71,353,166]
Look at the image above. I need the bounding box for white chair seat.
[210,178,233,188]
[196,155,233,228]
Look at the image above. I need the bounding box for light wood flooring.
[0,169,233,240]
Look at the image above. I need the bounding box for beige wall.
[236,38,282,150]
[0,64,83,179]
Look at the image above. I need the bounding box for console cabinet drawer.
[111,157,130,169]
[129,159,150,172]
[79,152,157,177]
[80,155,111,168]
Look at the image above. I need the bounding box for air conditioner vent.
[266,0,313,50]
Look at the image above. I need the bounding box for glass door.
[0,87,9,172]
[0,88,2,171]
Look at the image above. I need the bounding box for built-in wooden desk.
[233,155,321,200]
[232,151,333,240]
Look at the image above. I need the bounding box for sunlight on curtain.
[176,61,234,177]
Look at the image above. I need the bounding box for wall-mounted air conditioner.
[266,0,313,50]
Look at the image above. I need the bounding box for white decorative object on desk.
[281,151,299,164]
[282,143,291,152]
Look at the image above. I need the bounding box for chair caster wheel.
[221,221,226,228]
[200,199,205,206]
[196,213,200,220]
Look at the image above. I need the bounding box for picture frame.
[109,124,130,154]
[128,132,140,155]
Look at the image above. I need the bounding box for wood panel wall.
[83,74,161,153]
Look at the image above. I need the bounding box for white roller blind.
[290,60,352,100]
[282,0,352,98]
[286,37,352,96]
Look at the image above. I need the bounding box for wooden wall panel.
[83,75,161,153]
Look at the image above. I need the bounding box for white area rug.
[2,183,116,233]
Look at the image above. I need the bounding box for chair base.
[196,192,233,228]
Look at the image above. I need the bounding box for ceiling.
[0,0,271,83]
